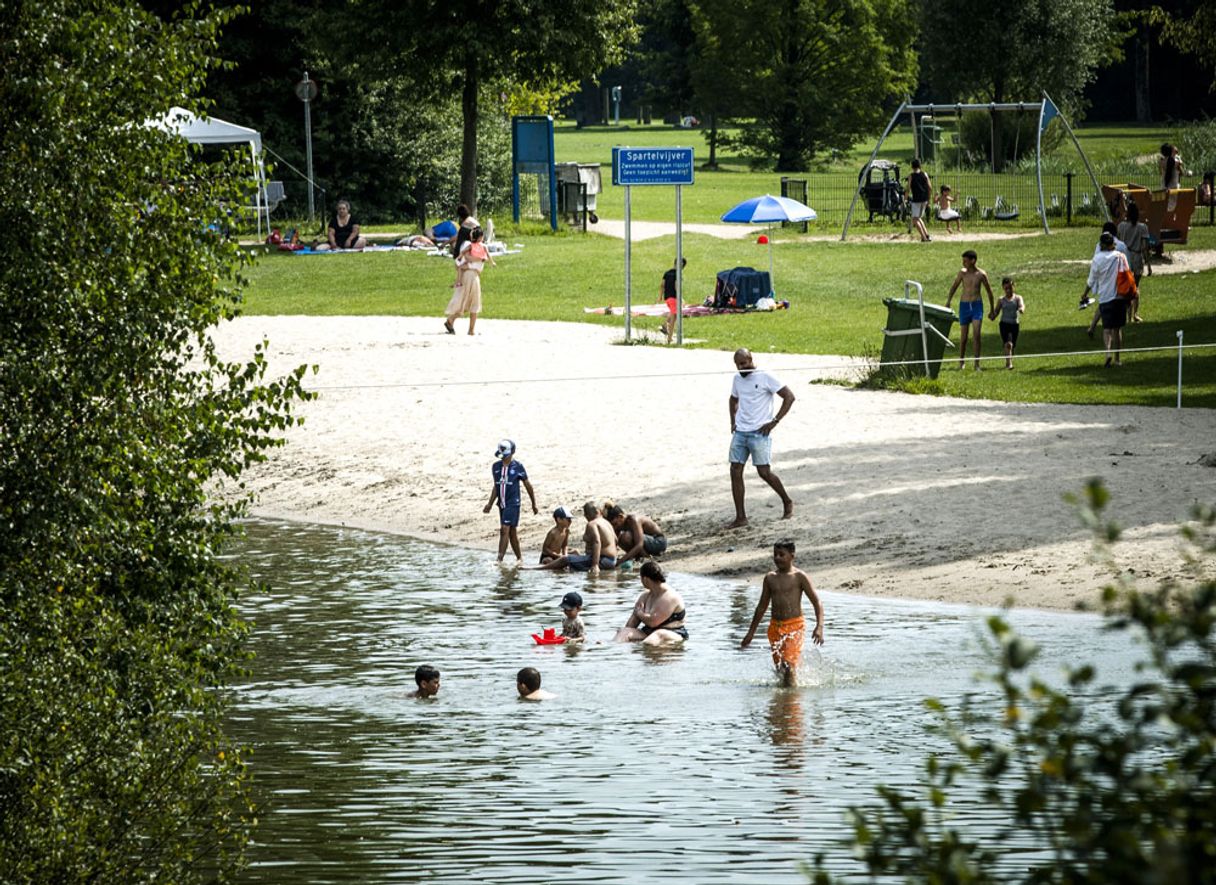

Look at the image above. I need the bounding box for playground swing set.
[843,93,1104,240]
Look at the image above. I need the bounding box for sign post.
[611,147,695,343]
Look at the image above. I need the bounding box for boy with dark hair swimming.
[740,540,824,687]
[517,667,556,701]
[410,665,440,699]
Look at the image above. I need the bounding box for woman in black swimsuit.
[615,562,687,645]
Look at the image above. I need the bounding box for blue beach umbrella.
[720,194,817,294]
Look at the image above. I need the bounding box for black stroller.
[860,160,908,223]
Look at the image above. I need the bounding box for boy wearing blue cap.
[484,439,538,562]
[560,591,586,641]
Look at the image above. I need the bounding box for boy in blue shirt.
[483,439,538,562]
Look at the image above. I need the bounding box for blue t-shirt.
[492,459,527,508]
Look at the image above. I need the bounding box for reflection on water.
[231,520,1140,884]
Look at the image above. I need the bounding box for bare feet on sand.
[724,517,749,529]
[782,501,794,519]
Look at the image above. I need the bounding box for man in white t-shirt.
[1084,231,1131,367]
[727,348,795,528]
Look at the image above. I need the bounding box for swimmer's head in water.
[414,665,440,697]
[415,664,440,685]
[517,667,541,694]
[495,439,516,459]
[640,561,665,583]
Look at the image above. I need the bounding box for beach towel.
[767,615,805,671]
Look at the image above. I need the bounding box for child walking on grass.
[992,276,1026,370]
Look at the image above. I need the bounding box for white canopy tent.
[145,106,271,237]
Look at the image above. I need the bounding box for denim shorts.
[729,430,772,466]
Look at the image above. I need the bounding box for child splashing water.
[740,540,824,686]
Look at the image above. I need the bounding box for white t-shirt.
[731,369,785,432]
[1087,249,1129,304]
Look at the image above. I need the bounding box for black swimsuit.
[640,608,688,640]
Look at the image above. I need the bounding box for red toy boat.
[531,626,567,645]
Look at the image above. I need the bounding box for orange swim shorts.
[767,615,805,670]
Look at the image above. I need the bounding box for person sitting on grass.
[316,199,367,251]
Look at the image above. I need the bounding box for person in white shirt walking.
[1084,231,1131,367]
[726,348,795,528]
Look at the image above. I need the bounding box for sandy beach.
[212,315,1216,612]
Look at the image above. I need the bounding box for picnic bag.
[1115,267,1138,299]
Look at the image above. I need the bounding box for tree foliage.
[344,0,641,212]
[0,1,310,880]
[812,479,1216,884]
[920,0,1120,108]
[690,0,918,171]
[1153,0,1216,78]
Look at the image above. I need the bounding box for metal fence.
[799,167,1212,235]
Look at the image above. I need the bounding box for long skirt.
[452,268,482,315]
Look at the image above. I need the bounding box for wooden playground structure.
[1101,182,1198,256]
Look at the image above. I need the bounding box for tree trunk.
[705,112,719,169]
[459,58,479,214]
[1134,21,1152,123]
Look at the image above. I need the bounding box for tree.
[811,480,1216,884]
[690,0,918,171]
[1154,0,1216,77]
[0,1,310,880]
[919,0,1121,169]
[921,0,1120,106]
[346,0,641,213]
[687,0,747,169]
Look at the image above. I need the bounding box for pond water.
[231,520,1141,884]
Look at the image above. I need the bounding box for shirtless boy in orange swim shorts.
[740,540,825,686]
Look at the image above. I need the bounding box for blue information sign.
[612,147,695,186]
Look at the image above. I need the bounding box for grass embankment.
[241,223,1216,409]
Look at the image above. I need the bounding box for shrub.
[810,479,1216,884]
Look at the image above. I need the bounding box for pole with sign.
[611,147,695,344]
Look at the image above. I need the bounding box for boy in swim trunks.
[541,506,575,564]
[740,540,824,687]
[945,249,995,370]
[483,439,538,563]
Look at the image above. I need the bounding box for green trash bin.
[880,298,955,379]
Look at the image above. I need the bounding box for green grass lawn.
[241,223,1216,409]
